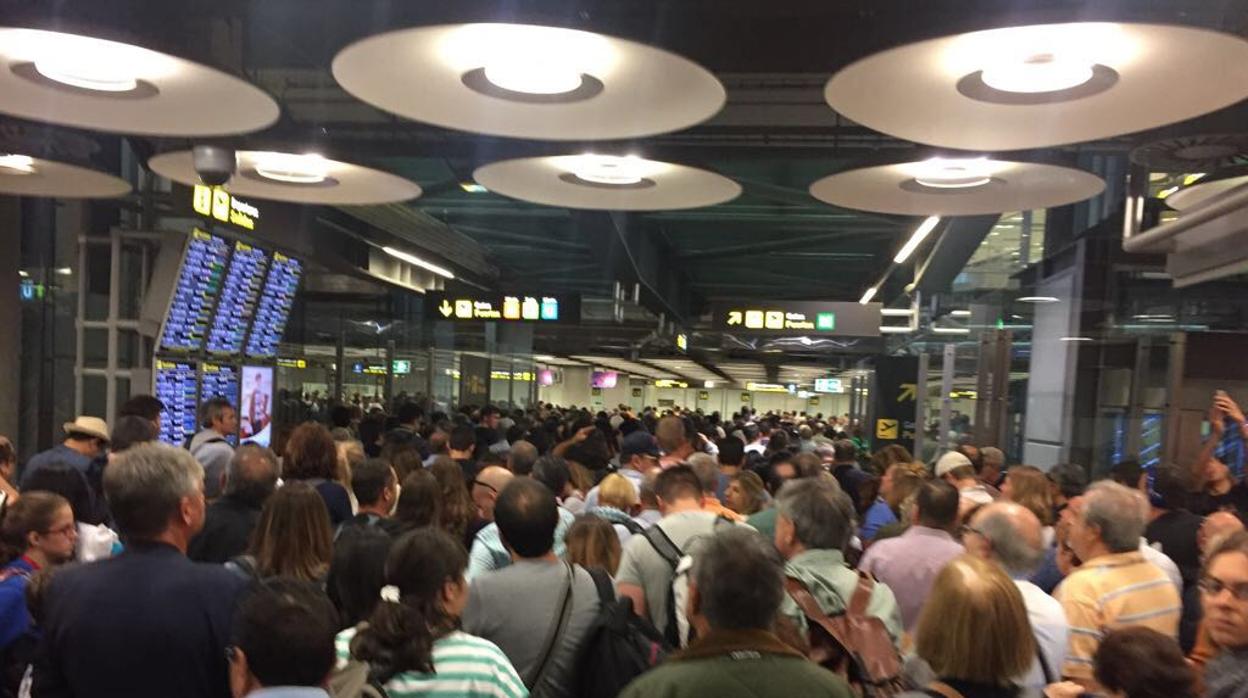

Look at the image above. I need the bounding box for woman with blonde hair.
[862,461,928,542]
[230,482,334,585]
[725,471,767,516]
[587,473,641,545]
[1002,465,1056,545]
[911,554,1035,698]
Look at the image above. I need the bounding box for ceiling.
[8,0,1248,383]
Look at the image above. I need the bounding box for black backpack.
[574,567,670,698]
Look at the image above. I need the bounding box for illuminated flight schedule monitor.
[206,241,269,357]
[155,359,199,446]
[245,252,302,359]
[160,229,230,352]
[201,362,240,445]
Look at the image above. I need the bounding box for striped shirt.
[335,627,528,698]
[1055,551,1182,680]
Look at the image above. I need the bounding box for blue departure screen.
[206,241,269,357]
[160,229,230,352]
[245,252,302,359]
[155,359,198,446]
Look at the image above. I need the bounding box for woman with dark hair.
[428,456,483,549]
[394,470,442,533]
[327,526,392,630]
[108,416,157,456]
[341,528,524,697]
[0,492,76,693]
[284,422,354,526]
[22,465,119,561]
[230,482,333,584]
[725,471,767,516]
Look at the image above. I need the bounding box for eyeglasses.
[41,523,77,538]
[470,479,497,494]
[1199,576,1248,601]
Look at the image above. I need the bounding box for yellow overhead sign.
[655,379,689,389]
[876,419,899,439]
[724,308,836,332]
[193,184,259,231]
[428,292,576,323]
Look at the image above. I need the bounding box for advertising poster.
[240,365,274,447]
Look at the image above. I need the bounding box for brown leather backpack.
[785,572,905,698]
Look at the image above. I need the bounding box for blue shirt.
[20,443,94,487]
[466,507,575,580]
[0,556,37,649]
[859,498,897,541]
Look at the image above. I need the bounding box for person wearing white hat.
[934,450,994,509]
[19,416,109,488]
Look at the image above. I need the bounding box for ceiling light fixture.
[18,270,29,278]
[859,286,878,305]
[250,151,330,184]
[0,154,36,175]
[1017,296,1060,303]
[910,157,995,188]
[382,246,455,279]
[460,182,487,193]
[949,309,972,317]
[931,326,971,335]
[894,216,941,263]
[1060,336,1093,342]
[880,308,914,317]
[981,52,1095,94]
[32,34,145,92]
[454,24,609,96]
[54,267,72,275]
[568,154,646,185]
[880,326,916,334]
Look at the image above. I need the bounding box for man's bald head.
[472,465,515,522]
[224,444,279,505]
[969,501,1045,577]
[1201,511,1246,556]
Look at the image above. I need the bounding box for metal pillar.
[333,332,345,402]
[914,352,929,459]
[940,343,956,454]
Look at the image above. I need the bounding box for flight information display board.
[160,229,230,352]
[201,362,240,445]
[155,359,199,446]
[245,252,302,359]
[206,241,269,357]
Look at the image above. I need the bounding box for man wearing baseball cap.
[935,450,994,508]
[20,416,110,487]
[584,431,661,510]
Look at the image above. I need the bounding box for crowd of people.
[1,390,1247,698]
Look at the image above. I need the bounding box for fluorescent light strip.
[859,286,878,305]
[1017,296,1059,303]
[949,309,972,317]
[931,326,971,335]
[1060,336,1093,342]
[880,308,913,317]
[893,216,941,264]
[382,246,455,279]
[880,326,915,334]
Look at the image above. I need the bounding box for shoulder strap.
[586,566,616,605]
[1035,642,1055,684]
[847,570,876,616]
[784,576,836,626]
[642,524,682,569]
[621,518,645,535]
[527,562,575,690]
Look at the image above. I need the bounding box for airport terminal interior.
[4,1,1248,696]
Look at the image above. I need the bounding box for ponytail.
[0,492,70,566]
[349,528,467,682]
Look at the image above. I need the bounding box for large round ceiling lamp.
[0,153,130,197]
[472,155,740,210]
[0,27,279,136]
[148,150,422,205]
[809,158,1105,215]
[331,23,725,140]
[1166,167,1248,211]
[824,23,1248,150]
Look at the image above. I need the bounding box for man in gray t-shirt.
[617,465,748,636]
[463,478,599,698]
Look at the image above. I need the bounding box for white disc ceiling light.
[824,23,1248,150]
[809,157,1105,215]
[0,153,130,198]
[1166,170,1248,212]
[331,23,725,140]
[472,154,740,211]
[148,150,422,205]
[0,27,279,136]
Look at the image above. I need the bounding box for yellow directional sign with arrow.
[897,383,917,402]
[438,300,454,318]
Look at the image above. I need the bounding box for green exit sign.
[815,312,835,331]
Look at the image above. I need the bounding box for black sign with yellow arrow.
[424,292,581,325]
[872,356,918,453]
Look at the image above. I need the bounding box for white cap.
[935,451,973,478]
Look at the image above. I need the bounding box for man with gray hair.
[774,478,902,647]
[964,502,1069,689]
[33,443,247,698]
[189,443,280,563]
[506,439,539,476]
[979,446,1005,492]
[1055,480,1182,686]
[189,396,237,499]
[619,527,853,698]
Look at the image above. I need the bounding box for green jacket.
[746,508,778,543]
[780,548,904,648]
[619,628,854,698]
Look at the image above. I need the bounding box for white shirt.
[1013,579,1069,691]
[744,442,766,455]
[1140,538,1183,595]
